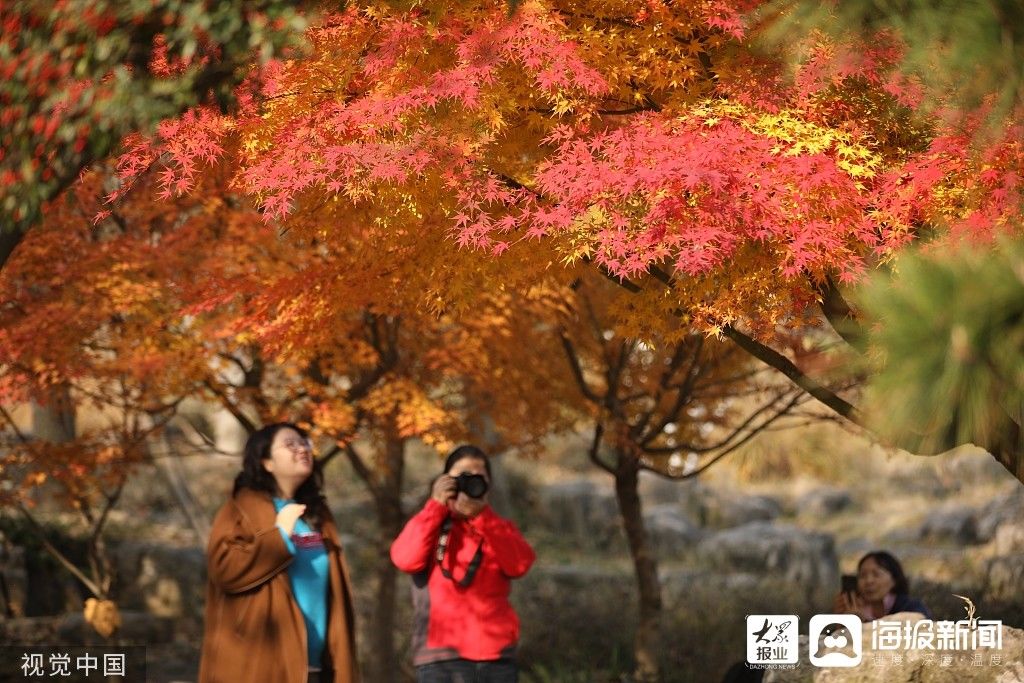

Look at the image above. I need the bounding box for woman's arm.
[390,499,448,573]
[207,500,294,593]
[477,508,535,578]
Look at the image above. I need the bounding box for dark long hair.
[858,550,910,595]
[444,444,492,478]
[233,422,327,531]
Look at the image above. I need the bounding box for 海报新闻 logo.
[809,614,863,667]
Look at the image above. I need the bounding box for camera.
[454,472,489,499]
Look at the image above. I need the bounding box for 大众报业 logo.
[746,615,799,666]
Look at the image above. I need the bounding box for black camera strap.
[435,517,484,587]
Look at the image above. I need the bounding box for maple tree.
[0,170,194,636]
[107,0,939,361]
[7,0,1020,676]
[0,155,577,673]
[555,270,812,680]
[92,2,1023,676]
[762,1,1024,479]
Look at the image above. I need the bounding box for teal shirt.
[273,497,329,668]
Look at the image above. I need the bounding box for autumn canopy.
[1,0,1022,679]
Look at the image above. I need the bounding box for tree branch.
[587,422,614,475]
[720,325,860,423]
[816,275,866,351]
[16,504,104,598]
[558,331,602,405]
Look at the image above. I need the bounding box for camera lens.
[456,473,489,499]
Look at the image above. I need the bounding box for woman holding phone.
[834,550,932,621]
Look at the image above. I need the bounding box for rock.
[643,504,703,558]
[977,491,1024,543]
[56,610,176,644]
[796,488,854,516]
[114,542,205,619]
[638,472,706,508]
[984,554,1024,603]
[919,505,979,544]
[698,493,783,529]
[0,616,60,645]
[537,479,619,547]
[991,523,1024,555]
[697,522,838,605]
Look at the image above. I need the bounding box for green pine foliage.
[858,236,1024,459]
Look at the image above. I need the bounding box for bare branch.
[817,275,866,351]
[559,331,602,405]
[344,443,383,501]
[720,325,860,423]
[642,391,804,480]
[587,423,614,475]
[16,504,103,598]
[202,380,258,434]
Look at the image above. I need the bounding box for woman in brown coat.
[198,422,359,683]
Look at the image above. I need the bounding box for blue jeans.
[416,658,517,683]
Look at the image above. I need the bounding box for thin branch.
[601,263,862,424]
[16,504,103,598]
[587,422,614,475]
[642,391,804,480]
[0,406,30,444]
[720,325,860,423]
[817,275,866,351]
[216,351,252,378]
[343,443,383,501]
[559,331,602,405]
[638,338,705,445]
[202,380,258,434]
[174,414,236,455]
[645,388,797,454]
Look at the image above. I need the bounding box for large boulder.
[536,479,619,548]
[643,504,704,558]
[638,472,707,509]
[697,522,838,605]
[919,505,979,544]
[696,492,783,529]
[796,487,854,517]
[977,490,1024,544]
[984,554,1024,604]
[113,542,205,620]
[55,609,177,645]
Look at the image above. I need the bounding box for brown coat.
[198,489,359,683]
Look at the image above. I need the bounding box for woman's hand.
[833,590,863,616]
[276,503,307,536]
[431,474,457,506]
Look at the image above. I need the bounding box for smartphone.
[841,574,858,596]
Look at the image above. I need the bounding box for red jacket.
[390,499,535,663]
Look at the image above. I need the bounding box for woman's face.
[448,457,489,518]
[857,557,897,601]
[262,428,313,490]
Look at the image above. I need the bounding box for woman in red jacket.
[391,445,536,682]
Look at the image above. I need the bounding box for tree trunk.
[613,452,663,683]
[365,434,407,683]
